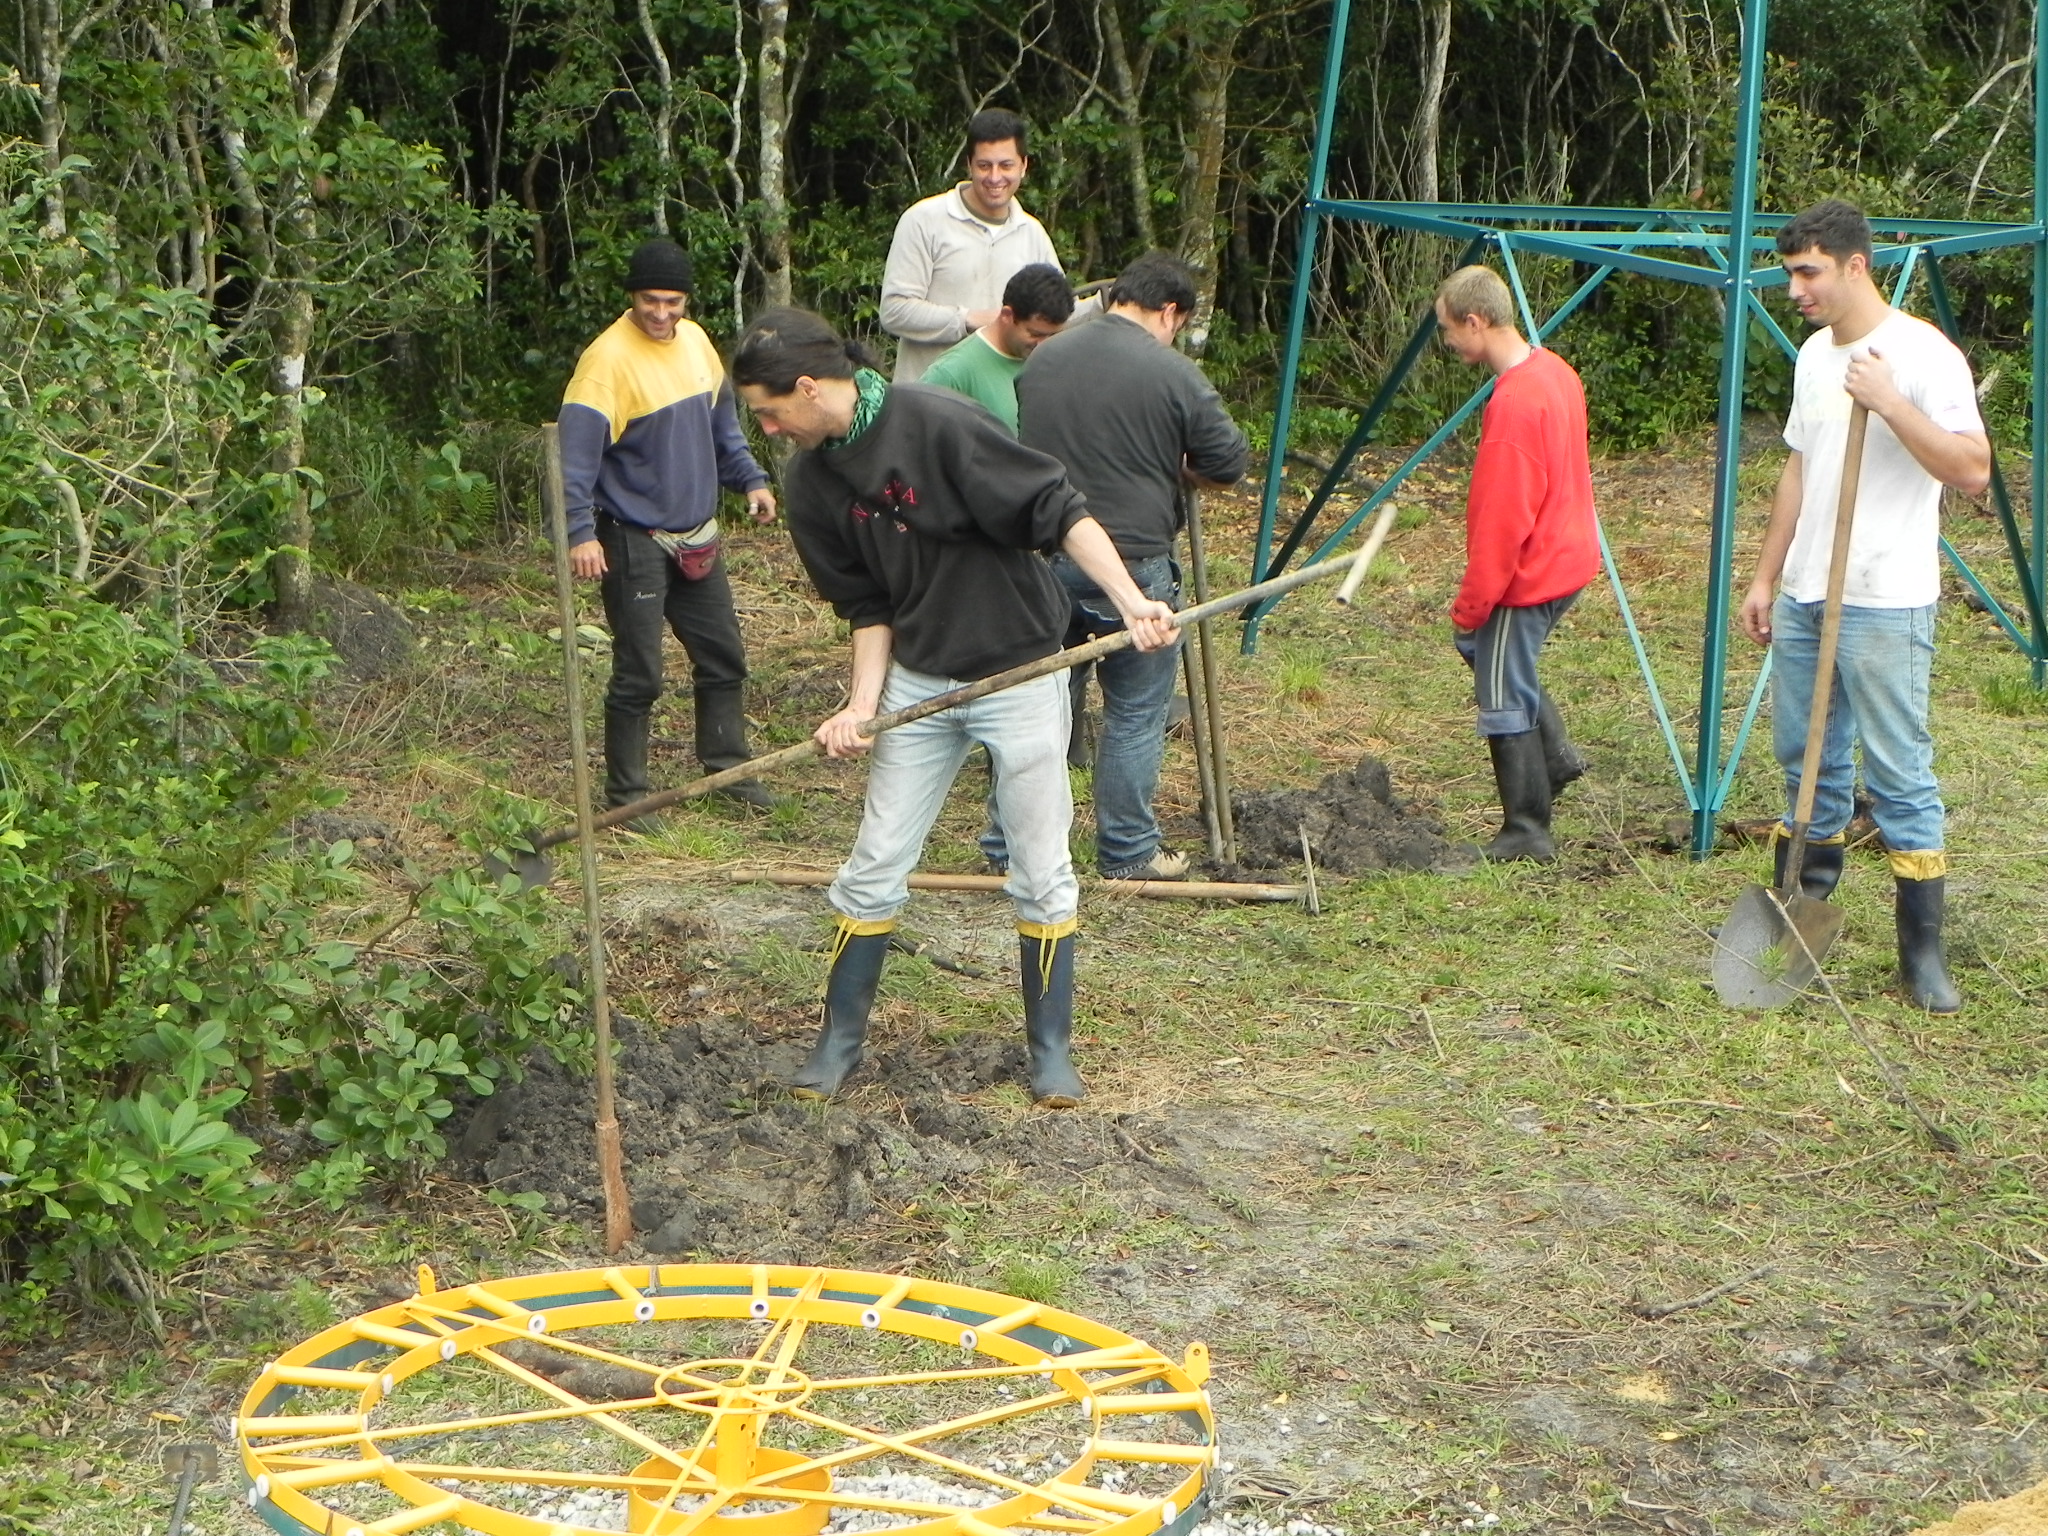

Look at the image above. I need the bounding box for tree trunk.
[30,0,71,237]
[240,0,373,631]
[1412,0,1453,204]
[269,275,317,630]
[637,0,677,234]
[1227,162,1255,334]
[1100,0,1157,249]
[756,0,794,312]
[1175,38,1234,353]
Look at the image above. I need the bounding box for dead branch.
[1634,1263,1775,1321]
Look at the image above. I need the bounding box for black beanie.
[625,238,693,294]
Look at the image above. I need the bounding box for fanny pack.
[650,518,720,581]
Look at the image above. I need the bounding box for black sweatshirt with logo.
[784,383,1090,682]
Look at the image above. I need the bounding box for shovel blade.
[483,834,554,891]
[1713,885,1846,1009]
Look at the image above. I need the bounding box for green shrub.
[0,568,587,1330]
[0,156,584,1333]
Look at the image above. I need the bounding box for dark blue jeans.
[983,553,1184,876]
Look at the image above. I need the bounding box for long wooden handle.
[1183,488,1236,864]
[1782,401,1869,895]
[528,536,1373,853]
[1335,500,1399,605]
[726,867,1308,902]
[543,426,631,1253]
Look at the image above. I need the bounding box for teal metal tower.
[1245,0,2048,857]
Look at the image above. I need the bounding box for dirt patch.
[1914,1477,2048,1535]
[291,810,404,865]
[308,574,417,680]
[1230,754,1473,876]
[448,1013,1234,1259]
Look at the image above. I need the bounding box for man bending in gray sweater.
[1007,251,1248,881]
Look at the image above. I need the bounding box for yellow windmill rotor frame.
[238,1262,1217,1536]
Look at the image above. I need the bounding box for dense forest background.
[0,0,2041,1312]
[4,0,2041,614]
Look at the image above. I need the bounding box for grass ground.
[4,438,2046,1536]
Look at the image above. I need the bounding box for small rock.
[648,1212,697,1254]
[631,1197,672,1232]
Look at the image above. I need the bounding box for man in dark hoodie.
[732,307,1176,1108]
[558,238,779,814]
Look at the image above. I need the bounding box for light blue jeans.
[981,553,1184,877]
[1769,595,1943,852]
[830,665,1078,927]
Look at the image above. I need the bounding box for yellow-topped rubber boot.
[1019,923,1085,1108]
[790,919,892,1098]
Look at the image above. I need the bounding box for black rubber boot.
[1020,929,1086,1107]
[694,684,783,810]
[1483,730,1555,863]
[1534,689,1587,796]
[1895,875,1961,1014]
[791,924,891,1098]
[604,710,659,829]
[1774,834,1846,901]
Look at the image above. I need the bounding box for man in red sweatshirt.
[1435,265,1600,862]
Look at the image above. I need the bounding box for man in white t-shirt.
[881,109,1067,382]
[1738,199,1990,1013]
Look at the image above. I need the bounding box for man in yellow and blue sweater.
[559,239,780,812]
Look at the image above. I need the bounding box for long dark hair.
[732,308,878,394]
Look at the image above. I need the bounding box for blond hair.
[1435,266,1517,330]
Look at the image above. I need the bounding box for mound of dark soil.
[308,575,416,681]
[447,1014,1225,1259]
[1231,753,1472,876]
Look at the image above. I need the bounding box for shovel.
[499,527,1388,888]
[1714,402,1869,1009]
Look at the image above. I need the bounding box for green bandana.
[826,368,889,449]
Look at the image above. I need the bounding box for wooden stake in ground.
[541,425,632,1254]
[1182,489,1236,865]
[1180,635,1225,862]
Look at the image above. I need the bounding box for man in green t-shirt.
[919,264,1074,433]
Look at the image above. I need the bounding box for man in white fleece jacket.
[880,108,1067,382]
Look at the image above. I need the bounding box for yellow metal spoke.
[289,1460,692,1494]
[418,1309,681,1383]
[762,1400,1123,1526]
[764,1313,810,1381]
[802,1360,1171,1393]
[747,1269,826,1371]
[469,1344,692,1466]
[643,1469,735,1536]
[241,1263,1211,1536]
[781,1412,1112,1526]
[797,1385,1080,1450]
[248,1390,672,1458]
[712,1480,1100,1526]
[674,1396,720,1485]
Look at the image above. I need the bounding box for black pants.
[597,514,749,716]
